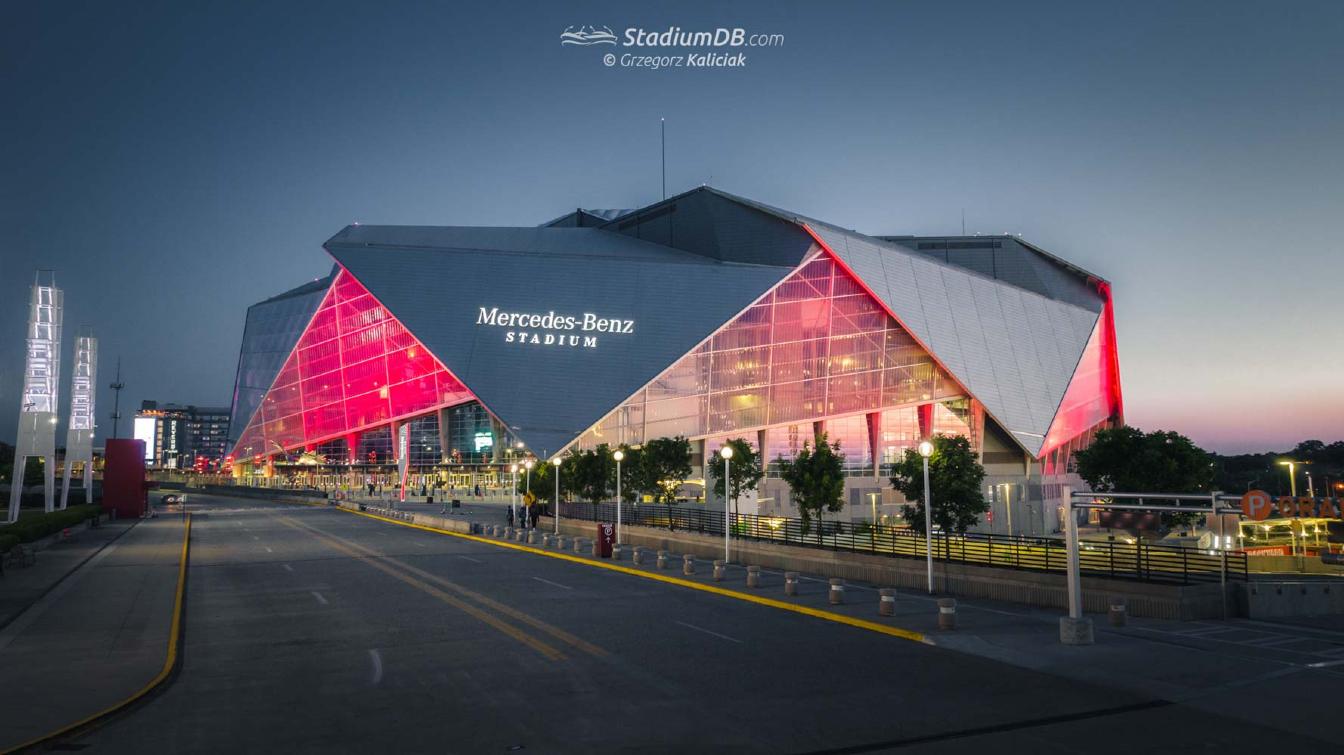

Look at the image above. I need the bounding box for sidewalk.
[0,516,187,751]
[0,518,139,629]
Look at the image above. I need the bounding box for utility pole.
[109,357,124,439]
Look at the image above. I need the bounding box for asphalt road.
[76,494,1326,753]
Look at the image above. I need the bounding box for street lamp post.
[510,463,518,527]
[918,440,934,595]
[1278,460,1301,497]
[1306,471,1315,499]
[720,445,733,565]
[551,457,561,533]
[613,449,624,545]
[524,459,534,528]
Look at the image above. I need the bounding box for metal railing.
[555,501,1248,586]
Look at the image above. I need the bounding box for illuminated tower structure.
[60,334,97,509]
[8,275,64,523]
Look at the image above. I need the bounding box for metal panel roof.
[325,226,792,456]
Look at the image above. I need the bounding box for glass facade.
[573,250,962,452]
[229,278,331,443]
[232,269,475,457]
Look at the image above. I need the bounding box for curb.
[336,506,928,645]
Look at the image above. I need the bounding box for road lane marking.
[282,563,294,572]
[368,649,384,685]
[457,555,483,564]
[676,621,741,643]
[274,516,565,661]
[311,591,329,606]
[338,506,927,644]
[532,577,572,590]
[290,518,607,659]
[265,547,273,553]
[413,542,426,548]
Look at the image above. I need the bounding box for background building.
[227,188,1122,533]
[134,401,230,469]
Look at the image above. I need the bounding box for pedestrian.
[506,506,514,527]
[530,503,540,528]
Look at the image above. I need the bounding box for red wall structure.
[102,438,147,519]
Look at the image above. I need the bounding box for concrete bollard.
[527,530,540,545]
[504,526,514,540]
[1108,596,1127,627]
[574,538,588,554]
[829,578,845,605]
[937,598,957,630]
[879,588,896,616]
[713,560,725,581]
[556,535,568,550]
[784,572,799,596]
[683,554,696,575]
[612,544,625,561]
[632,547,645,565]
[746,565,761,588]
[542,533,553,548]
[1059,616,1095,645]
[657,550,670,570]
[589,539,600,557]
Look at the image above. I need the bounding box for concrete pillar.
[828,578,845,605]
[556,535,568,550]
[867,411,882,479]
[784,571,799,596]
[574,537,587,554]
[683,554,695,575]
[1060,616,1094,645]
[656,550,670,569]
[633,547,646,565]
[713,559,725,581]
[1109,596,1127,627]
[527,529,540,545]
[612,544,625,561]
[938,597,957,630]
[542,533,553,547]
[879,588,896,616]
[746,565,761,588]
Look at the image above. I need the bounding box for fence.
[556,501,1248,586]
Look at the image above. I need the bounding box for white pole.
[553,468,559,531]
[724,455,731,565]
[923,456,933,595]
[616,458,622,545]
[1063,485,1081,620]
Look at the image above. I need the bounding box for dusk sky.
[2,0,1341,455]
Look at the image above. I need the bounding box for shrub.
[0,533,18,553]
[0,504,101,544]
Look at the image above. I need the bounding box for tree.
[707,438,764,518]
[890,434,987,535]
[567,445,616,504]
[1073,426,1214,527]
[629,436,692,504]
[777,433,845,535]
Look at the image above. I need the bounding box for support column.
[866,411,881,479]
[917,403,934,440]
[345,432,361,464]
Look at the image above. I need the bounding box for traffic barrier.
[527,530,540,545]
[784,571,799,596]
[829,578,845,605]
[879,588,896,616]
[542,533,553,548]
[713,560,725,581]
[612,544,625,561]
[657,550,670,570]
[1109,596,1127,627]
[574,537,587,554]
[556,535,568,551]
[589,539,600,557]
[746,565,761,588]
[683,554,695,575]
[938,597,957,630]
[632,547,646,565]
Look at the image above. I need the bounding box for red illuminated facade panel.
[1038,289,1123,457]
[231,269,475,457]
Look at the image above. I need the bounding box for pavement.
[0,491,1298,753]
[0,517,139,629]
[0,514,186,752]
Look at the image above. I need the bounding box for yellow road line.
[275,515,567,662]
[3,514,192,755]
[291,518,608,659]
[339,507,928,645]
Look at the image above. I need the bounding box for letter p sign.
[1241,489,1273,521]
